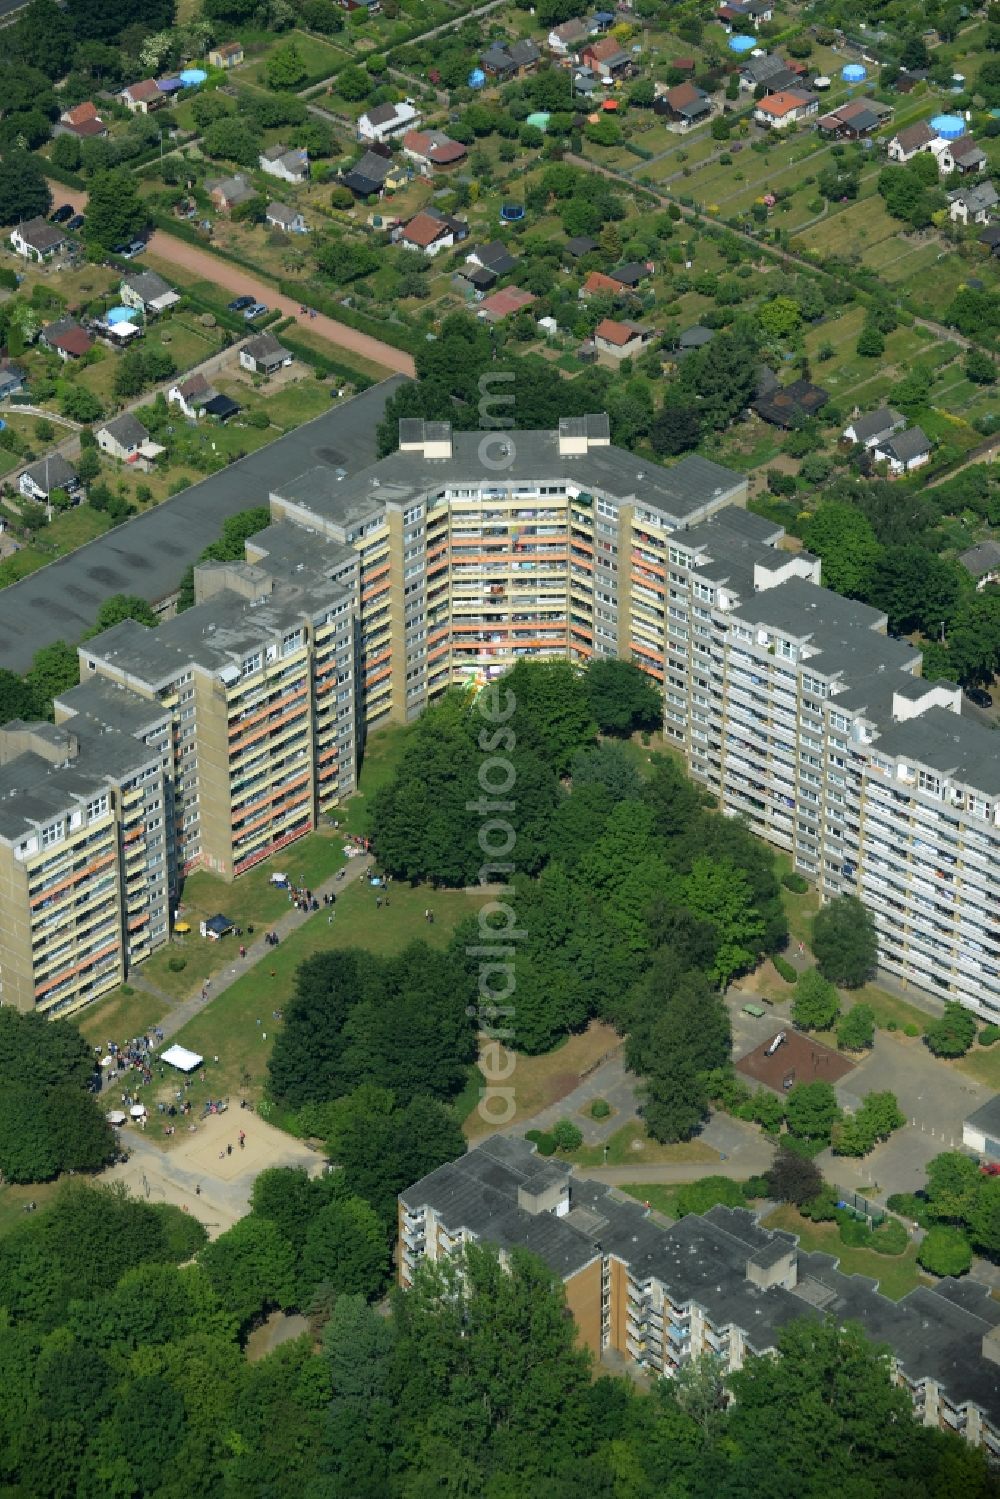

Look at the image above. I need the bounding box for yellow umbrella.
[174,921,191,934]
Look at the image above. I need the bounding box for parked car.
[67,214,85,232]
[965,687,993,710]
[113,240,146,259]
[243,302,268,321]
[228,295,256,312]
[50,204,74,223]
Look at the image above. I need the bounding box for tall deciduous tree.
[0,150,50,227]
[803,503,882,599]
[791,968,840,1032]
[82,168,147,251]
[811,894,878,987]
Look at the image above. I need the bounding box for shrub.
[534,1132,557,1156]
[167,955,187,972]
[782,872,809,893]
[743,1175,771,1199]
[837,1213,874,1248]
[887,1191,932,1229]
[675,1176,746,1217]
[525,1129,543,1143]
[870,1218,908,1255]
[552,1119,583,1152]
[590,1098,611,1119]
[979,1024,1000,1047]
[800,1186,838,1221]
[120,985,134,996]
[887,1020,898,1031]
[773,954,798,983]
[924,1001,977,1058]
[918,1225,973,1278]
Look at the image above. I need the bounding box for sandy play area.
[103,1110,324,1239]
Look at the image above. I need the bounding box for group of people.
[98,1030,165,1088]
[287,885,319,913]
[264,930,281,948]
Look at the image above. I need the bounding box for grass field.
[570,1121,718,1169]
[762,1203,930,1300]
[165,876,482,1107]
[463,1021,622,1141]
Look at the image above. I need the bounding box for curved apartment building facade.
[0,415,998,1021]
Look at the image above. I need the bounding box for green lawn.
[76,987,174,1050]
[762,1203,930,1301]
[570,1122,718,1169]
[165,876,481,1105]
[955,1042,1000,1092]
[0,1179,62,1240]
[338,720,412,839]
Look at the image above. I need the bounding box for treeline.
[0,1184,990,1497]
[0,1008,114,1183]
[367,659,787,1139]
[789,464,1000,685]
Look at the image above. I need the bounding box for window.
[42,821,64,848]
[242,652,262,678]
[87,795,109,820]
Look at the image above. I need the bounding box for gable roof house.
[477,287,537,324]
[266,202,308,234]
[95,414,164,469]
[654,80,711,129]
[259,144,309,184]
[120,269,180,316]
[754,89,819,129]
[579,269,626,298]
[887,120,937,162]
[167,372,219,420]
[121,79,166,114]
[401,129,468,175]
[19,454,81,505]
[817,96,893,138]
[358,100,420,144]
[397,208,468,256]
[933,134,988,176]
[208,42,244,68]
[466,241,518,277]
[843,407,906,450]
[548,18,589,53]
[609,262,648,288]
[56,101,108,139]
[958,541,1000,592]
[872,424,932,475]
[580,36,635,79]
[239,332,294,377]
[593,317,653,362]
[39,317,93,361]
[948,181,999,226]
[339,148,409,199]
[480,39,540,80]
[9,218,65,263]
[205,174,257,213]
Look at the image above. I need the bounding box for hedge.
[33,155,85,191]
[773,954,798,984]
[277,278,423,356]
[782,872,810,894]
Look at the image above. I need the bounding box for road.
[44,182,416,378]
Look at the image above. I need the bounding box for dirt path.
[146,230,415,377]
[44,182,415,377]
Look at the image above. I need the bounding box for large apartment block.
[1,412,999,1018]
[400,1137,1000,1457]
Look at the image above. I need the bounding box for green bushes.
[590,1098,611,1119]
[979,1024,1000,1047]
[886,1191,933,1229]
[526,1129,558,1156]
[773,954,798,984]
[166,955,187,973]
[903,1022,921,1038]
[781,872,809,894]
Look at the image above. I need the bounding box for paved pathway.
[500,1052,634,1144]
[101,842,376,1075]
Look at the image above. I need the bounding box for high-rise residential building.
[0,414,998,1019]
[399,1136,1000,1457]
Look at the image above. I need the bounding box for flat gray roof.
[273,427,746,535]
[0,718,158,842]
[0,378,406,673]
[874,704,1000,798]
